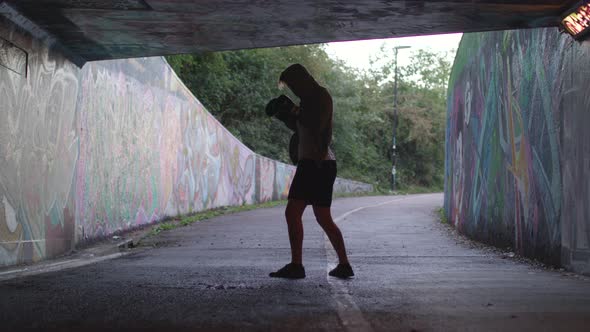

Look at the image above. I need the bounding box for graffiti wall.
[560,36,590,274]
[0,18,372,267]
[446,28,590,270]
[255,156,294,203]
[75,58,258,240]
[0,17,79,266]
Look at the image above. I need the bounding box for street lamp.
[391,45,410,192]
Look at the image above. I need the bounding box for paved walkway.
[1,194,589,331]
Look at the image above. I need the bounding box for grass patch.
[334,190,387,199]
[397,185,443,195]
[150,222,176,235]
[436,207,449,224]
[148,200,287,236]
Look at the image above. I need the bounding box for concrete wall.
[445,28,590,273]
[0,16,80,264]
[0,18,372,267]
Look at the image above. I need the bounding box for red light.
[562,3,590,38]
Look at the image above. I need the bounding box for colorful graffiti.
[0,18,372,267]
[256,156,288,203]
[334,178,374,195]
[445,29,567,264]
[75,58,259,239]
[559,35,590,273]
[0,17,79,265]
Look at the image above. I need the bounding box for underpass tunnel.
[0,0,589,275]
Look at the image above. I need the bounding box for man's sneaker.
[328,263,354,279]
[269,263,306,279]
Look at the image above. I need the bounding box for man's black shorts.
[288,159,337,207]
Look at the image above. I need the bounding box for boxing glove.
[265,95,297,131]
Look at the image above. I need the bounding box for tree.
[166,46,452,191]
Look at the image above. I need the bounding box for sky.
[324,33,463,72]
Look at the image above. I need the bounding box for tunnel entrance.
[0,0,588,275]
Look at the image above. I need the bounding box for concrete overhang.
[0,0,577,66]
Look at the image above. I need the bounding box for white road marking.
[0,267,28,276]
[0,252,129,282]
[326,195,416,332]
[0,239,46,244]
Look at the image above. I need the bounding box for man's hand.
[266,95,295,117]
[265,95,298,131]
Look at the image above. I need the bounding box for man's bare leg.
[269,199,307,279]
[285,199,307,264]
[313,205,354,278]
[312,205,349,264]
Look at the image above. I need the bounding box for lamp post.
[392,45,410,191]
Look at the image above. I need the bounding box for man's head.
[279,64,318,98]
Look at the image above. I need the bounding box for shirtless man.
[269,64,354,279]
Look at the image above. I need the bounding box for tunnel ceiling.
[0,0,576,64]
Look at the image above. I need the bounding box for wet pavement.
[1,193,590,331]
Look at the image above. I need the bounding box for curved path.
[2,194,590,331]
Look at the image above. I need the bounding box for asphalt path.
[1,193,590,331]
